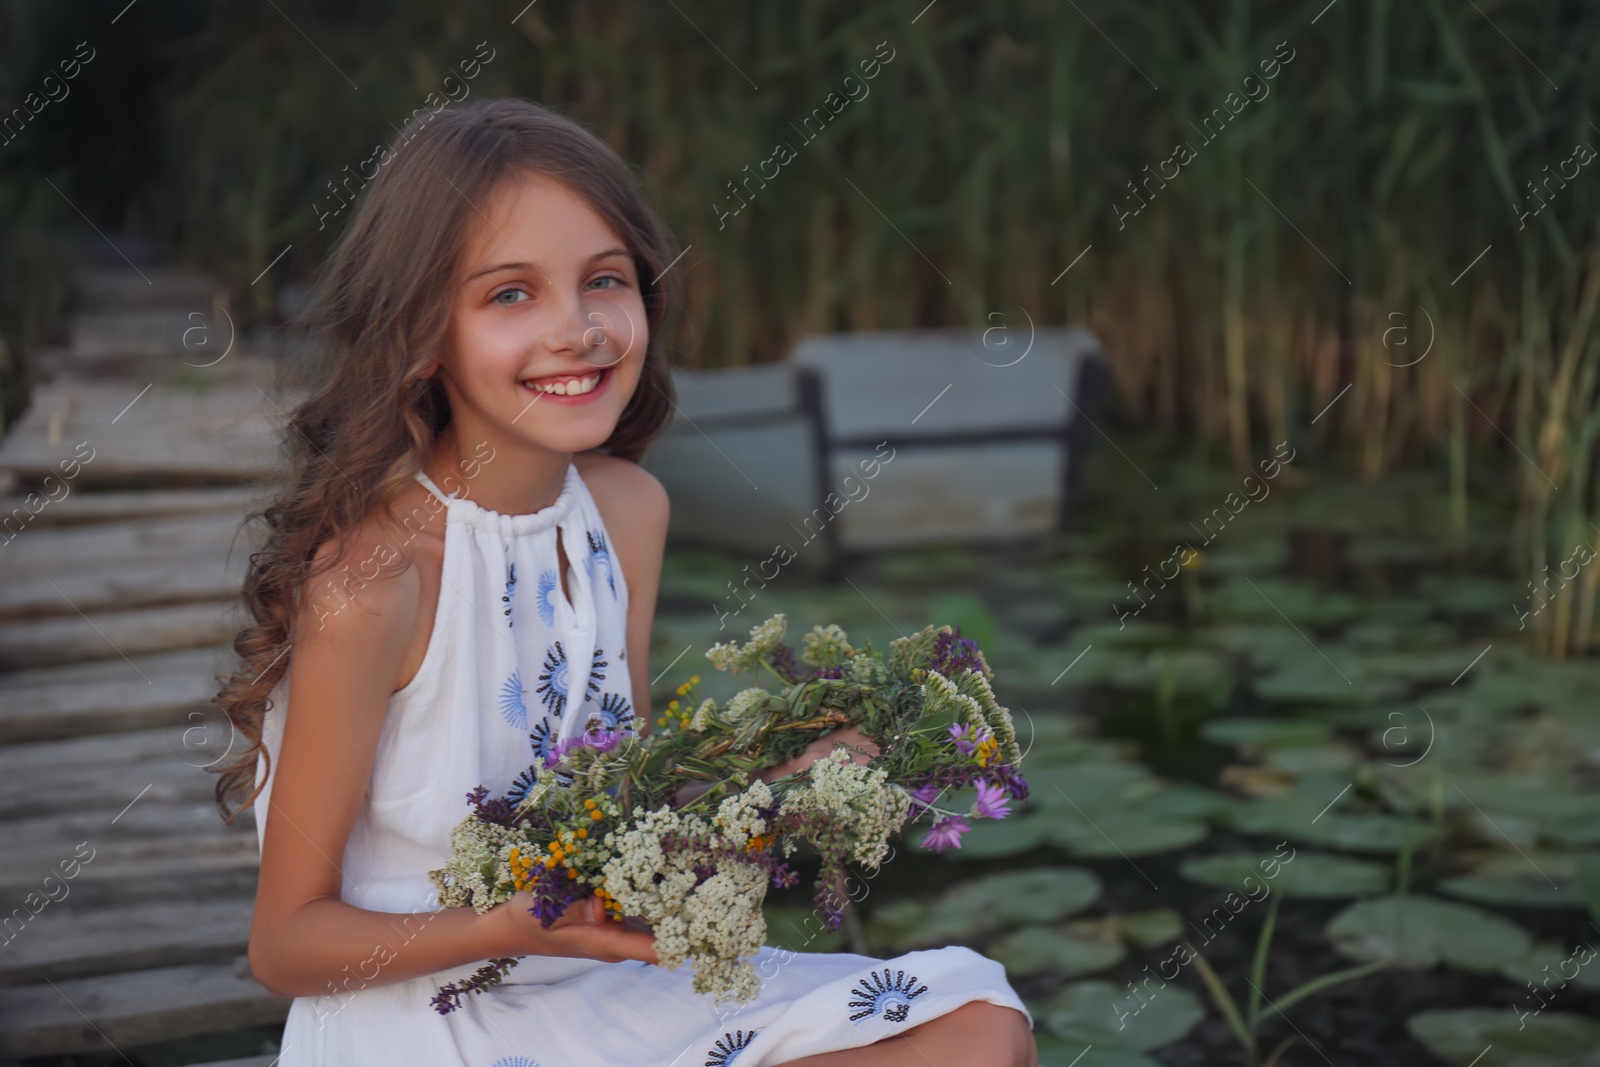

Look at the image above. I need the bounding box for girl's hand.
[757,725,881,784]
[494,891,660,966]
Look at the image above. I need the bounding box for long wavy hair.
[211,97,680,827]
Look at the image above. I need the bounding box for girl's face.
[436,172,649,456]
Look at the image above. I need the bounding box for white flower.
[801,623,855,668]
[707,614,787,673]
[778,748,911,869]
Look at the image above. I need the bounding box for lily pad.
[1499,940,1600,992]
[1201,717,1332,749]
[1440,853,1583,909]
[1181,850,1389,899]
[1138,783,1243,823]
[1207,578,1362,627]
[1117,907,1184,948]
[1408,1008,1600,1066]
[942,812,1054,859]
[936,867,1103,928]
[1051,809,1210,858]
[988,925,1126,978]
[1299,813,1445,854]
[1233,798,1444,854]
[1043,979,1205,1052]
[1034,1037,1161,1067]
[1253,661,1404,705]
[1264,742,1362,775]
[1029,763,1161,812]
[1329,895,1533,971]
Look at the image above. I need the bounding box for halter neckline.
[412,463,580,536]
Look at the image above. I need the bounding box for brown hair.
[210,97,680,826]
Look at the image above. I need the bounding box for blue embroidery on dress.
[528,719,557,766]
[501,563,517,627]
[586,646,607,701]
[847,968,929,1023]
[509,720,572,799]
[586,529,617,599]
[706,1028,760,1066]
[537,642,571,718]
[490,1057,543,1067]
[498,670,529,730]
[535,567,560,626]
[583,691,633,733]
[505,763,539,807]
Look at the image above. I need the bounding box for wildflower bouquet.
[425,614,1030,1014]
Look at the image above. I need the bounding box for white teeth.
[524,372,601,396]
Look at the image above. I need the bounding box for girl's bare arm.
[247,525,653,1000]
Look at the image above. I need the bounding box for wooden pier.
[0,260,296,1065]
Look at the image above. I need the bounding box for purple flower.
[948,721,992,757]
[972,780,1011,820]
[542,726,624,768]
[928,628,989,679]
[907,783,941,818]
[921,815,970,853]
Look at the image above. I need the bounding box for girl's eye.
[492,288,530,306]
[587,275,625,291]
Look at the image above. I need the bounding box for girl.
[212,96,1036,1067]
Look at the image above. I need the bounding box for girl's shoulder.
[297,483,441,672]
[572,450,669,535]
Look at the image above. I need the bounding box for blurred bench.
[642,326,1107,575]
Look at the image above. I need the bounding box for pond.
[650,436,1600,1067]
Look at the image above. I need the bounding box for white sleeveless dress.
[252,460,1033,1067]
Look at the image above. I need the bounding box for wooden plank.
[0,381,301,483]
[0,955,288,1057]
[0,898,252,987]
[0,645,230,744]
[70,309,199,359]
[73,266,222,311]
[0,485,267,528]
[0,600,240,670]
[0,726,231,820]
[0,555,246,620]
[0,801,249,853]
[0,511,250,571]
[0,832,258,896]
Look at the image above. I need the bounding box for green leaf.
[1180,851,1390,899]
[1043,979,1205,1052]
[1052,810,1210,858]
[987,925,1126,978]
[1201,718,1332,749]
[1188,941,1253,1054]
[1499,941,1600,992]
[1407,1008,1600,1066]
[1267,959,1386,1019]
[1033,1037,1161,1067]
[1328,895,1533,971]
[1117,908,1184,948]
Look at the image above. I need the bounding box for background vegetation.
[6,2,1599,659]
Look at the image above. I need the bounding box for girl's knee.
[941,1001,1036,1065]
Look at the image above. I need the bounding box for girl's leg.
[768,1002,1037,1067]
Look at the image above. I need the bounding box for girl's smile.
[519,365,614,402]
